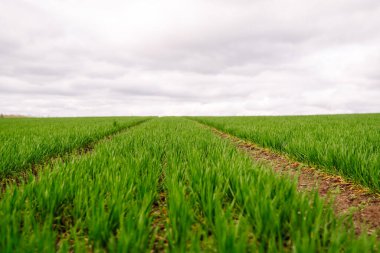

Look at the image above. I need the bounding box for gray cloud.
[0,0,379,116]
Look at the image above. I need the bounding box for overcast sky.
[0,0,379,116]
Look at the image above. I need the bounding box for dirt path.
[150,166,169,253]
[207,126,380,236]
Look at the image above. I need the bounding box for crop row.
[0,117,151,178]
[0,117,377,252]
[192,114,380,192]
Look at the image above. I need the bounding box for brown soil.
[211,127,380,236]
[150,169,168,253]
[150,191,168,252]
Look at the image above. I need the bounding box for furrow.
[150,161,169,252]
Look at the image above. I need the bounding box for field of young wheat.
[0,116,378,252]
[193,114,380,192]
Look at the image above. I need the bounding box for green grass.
[0,117,377,252]
[192,114,380,192]
[0,117,151,178]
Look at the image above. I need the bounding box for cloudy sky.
[0,0,379,116]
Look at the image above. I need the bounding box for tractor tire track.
[150,163,169,253]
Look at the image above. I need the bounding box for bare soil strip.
[150,168,168,252]
[208,126,380,236]
[150,191,168,252]
[0,119,151,193]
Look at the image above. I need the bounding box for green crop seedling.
[193,114,380,192]
[0,116,378,252]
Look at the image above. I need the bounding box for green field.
[0,116,378,252]
[193,114,380,192]
[0,117,150,178]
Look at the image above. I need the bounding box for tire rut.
[150,162,169,252]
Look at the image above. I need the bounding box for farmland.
[193,114,380,192]
[0,117,151,178]
[0,116,379,252]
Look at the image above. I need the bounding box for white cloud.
[0,0,379,116]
